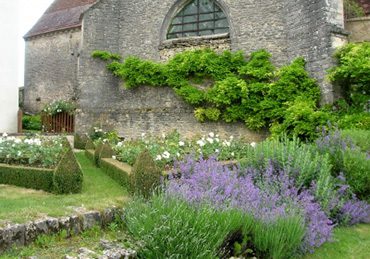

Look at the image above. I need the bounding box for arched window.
[167,0,229,39]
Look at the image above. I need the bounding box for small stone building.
[24,0,347,139]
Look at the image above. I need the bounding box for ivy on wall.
[92,49,324,139]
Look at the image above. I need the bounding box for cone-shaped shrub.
[100,143,115,160]
[94,143,104,166]
[74,133,88,150]
[85,138,95,150]
[132,149,162,198]
[53,148,83,194]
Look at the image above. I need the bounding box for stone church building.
[24,0,347,139]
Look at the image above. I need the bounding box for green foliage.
[194,107,221,122]
[124,195,305,259]
[270,98,332,141]
[344,0,366,18]
[239,137,335,212]
[239,49,274,82]
[99,143,115,160]
[250,217,305,259]
[85,138,95,150]
[329,43,370,106]
[100,158,132,191]
[337,112,370,130]
[22,114,41,131]
[343,150,370,199]
[91,50,121,61]
[42,100,76,116]
[53,148,83,194]
[0,164,54,192]
[341,129,370,152]
[94,143,104,166]
[131,150,162,198]
[73,133,88,150]
[92,48,326,139]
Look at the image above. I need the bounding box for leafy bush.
[344,0,366,18]
[53,147,83,194]
[93,49,324,138]
[239,137,334,211]
[74,133,88,150]
[125,195,251,259]
[131,150,162,198]
[22,114,42,131]
[341,129,370,152]
[329,43,370,107]
[343,150,370,199]
[42,100,76,115]
[315,128,370,199]
[166,157,325,254]
[0,164,54,192]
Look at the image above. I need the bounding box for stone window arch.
[167,0,229,39]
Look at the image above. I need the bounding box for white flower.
[141,133,146,138]
[216,134,219,138]
[231,152,235,157]
[34,139,42,146]
[207,137,214,144]
[215,149,220,153]
[17,151,22,156]
[112,155,117,160]
[176,152,180,157]
[215,138,220,143]
[103,139,108,143]
[155,155,162,161]
[250,142,257,148]
[162,151,170,159]
[14,139,21,144]
[162,133,166,139]
[116,142,123,147]
[2,133,8,137]
[209,132,215,138]
[179,141,185,147]
[57,109,62,113]
[222,140,231,147]
[229,136,234,140]
[197,139,205,147]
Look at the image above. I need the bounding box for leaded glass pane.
[167,0,229,39]
[184,15,197,23]
[215,18,228,28]
[200,13,213,21]
[199,0,213,13]
[183,2,198,15]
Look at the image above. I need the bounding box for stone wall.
[345,17,370,42]
[75,0,345,138]
[24,29,81,113]
[284,0,347,104]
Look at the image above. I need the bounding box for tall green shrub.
[131,150,162,198]
[53,148,83,194]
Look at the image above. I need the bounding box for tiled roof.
[24,0,97,39]
[357,0,370,15]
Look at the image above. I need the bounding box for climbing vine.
[92,48,324,139]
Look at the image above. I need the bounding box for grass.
[0,152,128,226]
[303,224,370,259]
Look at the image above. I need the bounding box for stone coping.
[0,207,123,253]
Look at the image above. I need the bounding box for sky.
[0,0,54,87]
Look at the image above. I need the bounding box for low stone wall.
[0,208,122,253]
[345,17,370,42]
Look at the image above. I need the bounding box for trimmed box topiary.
[74,133,89,150]
[53,148,83,194]
[85,138,96,150]
[94,143,104,167]
[131,149,162,198]
[0,164,54,192]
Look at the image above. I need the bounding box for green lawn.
[304,224,370,259]
[0,153,128,226]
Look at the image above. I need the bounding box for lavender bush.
[166,157,333,252]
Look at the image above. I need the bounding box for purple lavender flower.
[165,156,334,252]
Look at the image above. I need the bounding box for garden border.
[0,138,83,194]
[0,208,123,253]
